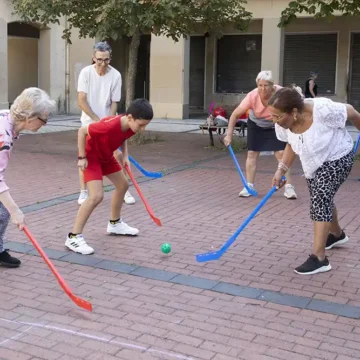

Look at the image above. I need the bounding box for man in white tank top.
[76,41,136,205]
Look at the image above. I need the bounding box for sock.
[68,232,79,238]
[110,218,121,225]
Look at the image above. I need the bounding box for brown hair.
[268,88,304,113]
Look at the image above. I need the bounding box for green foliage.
[279,0,360,27]
[11,0,252,106]
[11,0,253,43]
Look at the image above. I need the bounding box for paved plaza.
[1,125,360,360]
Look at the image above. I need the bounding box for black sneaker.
[325,231,349,250]
[0,250,21,268]
[294,254,331,275]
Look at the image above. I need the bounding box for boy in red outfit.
[66,98,153,255]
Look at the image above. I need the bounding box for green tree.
[11,0,252,108]
[279,0,360,27]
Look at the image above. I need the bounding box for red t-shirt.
[86,115,135,161]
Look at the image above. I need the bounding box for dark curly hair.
[268,88,305,113]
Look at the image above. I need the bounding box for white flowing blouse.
[275,98,353,179]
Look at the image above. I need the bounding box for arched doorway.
[7,22,40,105]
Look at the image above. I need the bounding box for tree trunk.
[125,30,141,109]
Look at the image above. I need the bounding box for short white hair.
[256,70,274,85]
[10,87,56,122]
[93,41,112,56]
[290,84,305,98]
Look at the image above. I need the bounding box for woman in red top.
[65,99,153,255]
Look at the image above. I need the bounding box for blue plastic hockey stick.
[354,133,360,154]
[196,178,285,262]
[228,145,258,196]
[118,147,162,178]
[129,155,162,178]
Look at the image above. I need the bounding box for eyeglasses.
[95,58,111,64]
[38,116,47,124]
[269,112,285,123]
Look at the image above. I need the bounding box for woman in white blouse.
[268,87,360,275]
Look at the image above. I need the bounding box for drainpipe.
[65,16,70,113]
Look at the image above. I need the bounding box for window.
[216,35,262,93]
[283,33,338,95]
[349,33,360,110]
[8,22,40,39]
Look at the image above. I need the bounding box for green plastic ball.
[161,243,171,254]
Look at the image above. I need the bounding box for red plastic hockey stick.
[24,226,93,311]
[125,164,162,226]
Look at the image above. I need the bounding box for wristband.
[78,156,86,160]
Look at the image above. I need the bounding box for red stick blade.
[71,295,93,312]
[23,226,93,312]
[152,216,162,227]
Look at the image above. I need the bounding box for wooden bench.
[199,120,247,146]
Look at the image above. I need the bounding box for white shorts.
[80,118,96,127]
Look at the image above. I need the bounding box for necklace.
[291,117,304,134]
[292,113,313,133]
[293,113,313,145]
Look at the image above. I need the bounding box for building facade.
[1,0,360,119]
[0,1,94,113]
[162,0,360,118]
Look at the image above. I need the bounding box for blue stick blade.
[138,168,163,178]
[144,171,163,178]
[118,149,162,178]
[195,183,281,263]
[196,250,223,262]
[129,155,163,178]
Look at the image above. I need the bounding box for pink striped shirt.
[0,110,16,193]
[239,85,282,120]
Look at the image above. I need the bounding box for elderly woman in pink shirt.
[0,88,56,268]
[224,70,297,199]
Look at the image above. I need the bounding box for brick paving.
[1,129,360,359]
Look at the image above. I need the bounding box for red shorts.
[83,156,121,183]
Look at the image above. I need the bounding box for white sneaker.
[65,234,94,255]
[124,190,136,205]
[78,190,88,205]
[239,184,255,197]
[107,220,139,236]
[284,184,297,199]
